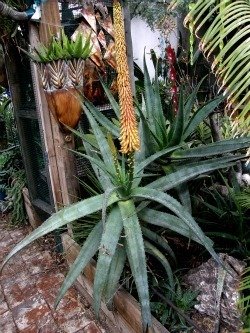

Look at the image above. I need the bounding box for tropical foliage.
[170,0,250,134]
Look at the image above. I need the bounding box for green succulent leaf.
[0,192,119,271]
[103,241,127,309]
[132,187,220,264]
[144,240,174,290]
[119,200,152,332]
[93,205,123,316]
[148,155,242,191]
[171,137,250,159]
[138,208,209,245]
[55,221,103,308]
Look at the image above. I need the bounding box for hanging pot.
[38,59,85,132]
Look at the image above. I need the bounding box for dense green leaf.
[148,155,242,191]
[0,192,119,271]
[141,226,176,262]
[171,137,250,159]
[132,187,220,264]
[144,240,174,290]
[55,222,103,307]
[93,206,123,316]
[119,200,152,331]
[138,208,209,245]
[103,241,127,308]
[183,95,224,140]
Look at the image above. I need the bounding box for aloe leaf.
[119,200,152,331]
[84,101,119,137]
[141,226,176,262]
[175,183,192,214]
[168,89,184,147]
[138,208,207,245]
[132,187,220,265]
[143,51,156,134]
[103,242,126,309]
[148,155,242,191]
[98,77,120,118]
[93,206,123,316]
[184,77,206,121]
[55,221,103,307]
[183,95,224,140]
[171,137,250,159]
[85,110,116,175]
[1,192,119,271]
[153,64,168,142]
[144,240,174,290]
[135,145,181,176]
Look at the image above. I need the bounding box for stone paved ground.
[0,218,107,333]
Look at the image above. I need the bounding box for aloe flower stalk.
[113,0,140,154]
[166,45,178,115]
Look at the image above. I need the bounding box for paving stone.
[0,310,18,332]
[36,272,65,294]
[81,322,102,333]
[58,313,91,333]
[26,251,55,275]
[0,222,107,333]
[0,300,8,315]
[11,294,51,330]
[3,278,37,308]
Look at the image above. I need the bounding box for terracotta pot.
[45,87,82,132]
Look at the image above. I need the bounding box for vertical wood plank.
[37,0,79,213]
[39,0,61,44]
[29,24,63,210]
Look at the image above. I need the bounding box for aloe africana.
[113,0,140,154]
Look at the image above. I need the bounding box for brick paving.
[0,219,106,333]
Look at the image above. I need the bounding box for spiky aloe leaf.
[148,155,244,191]
[138,208,208,245]
[99,76,120,118]
[171,137,250,159]
[143,51,157,135]
[103,241,127,308]
[84,101,119,137]
[55,221,103,307]
[85,110,116,176]
[135,145,181,176]
[132,187,220,265]
[0,192,119,271]
[184,77,206,121]
[153,63,168,143]
[183,95,224,140]
[93,205,123,316]
[168,89,184,147]
[175,182,192,214]
[144,240,174,291]
[119,200,152,332]
[141,226,176,262]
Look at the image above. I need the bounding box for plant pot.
[62,233,170,333]
[38,59,85,131]
[45,87,82,132]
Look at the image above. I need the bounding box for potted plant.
[23,29,92,131]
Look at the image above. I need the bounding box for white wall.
[131,17,178,78]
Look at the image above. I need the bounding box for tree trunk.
[0,1,28,21]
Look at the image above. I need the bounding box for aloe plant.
[1,84,249,331]
[25,29,92,63]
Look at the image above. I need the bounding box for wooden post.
[29,0,79,232]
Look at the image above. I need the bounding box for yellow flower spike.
[113,0,140,154]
